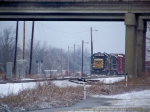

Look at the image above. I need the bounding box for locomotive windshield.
[94,59,103,68]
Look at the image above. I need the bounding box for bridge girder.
[0,1,150,20]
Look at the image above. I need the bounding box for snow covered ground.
[52,80,82,87]
[0,80,83,96]
[29,90,150,112]
[89,76,125,84]
[1,76,150,111]
[0,82,37,96]
[0,76,125,96]
[92,90,150,108]
[55,90,150,112]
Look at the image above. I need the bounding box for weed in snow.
[1,73,150,111]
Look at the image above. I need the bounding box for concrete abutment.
[125,13,146,79]
[125,13,136,79]
[137,18,144,77]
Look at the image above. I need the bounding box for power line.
[37,21,89,34]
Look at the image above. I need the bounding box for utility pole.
[61,48,62,76]
[14,21,19,76]
[23,21,26,60]
[29,21,34,75]
[90,27,93,75]
[82,40,84,77]
[74,44,75,75]
[91,27,93,57]
[74,44,79,75]
[90,27,98,75]
[68,46,70,75]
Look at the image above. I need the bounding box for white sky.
[0,21,125,53]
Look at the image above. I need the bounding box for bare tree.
[0,27,15,70]
[44,47,66,72]
[25,39,90,75]
[26,40,50,74]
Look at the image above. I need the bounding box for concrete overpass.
[0,0,150,79]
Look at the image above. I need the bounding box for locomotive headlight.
[93,66,95,68]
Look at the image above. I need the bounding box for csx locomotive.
[91,52,125,75]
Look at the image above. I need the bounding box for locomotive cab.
[91,52,108,74]
[93,59,103,69]
[91,52,125,75]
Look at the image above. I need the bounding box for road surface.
[28,97,116,112]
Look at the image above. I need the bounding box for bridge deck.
[0,0,150,21]
[1,0,150,2]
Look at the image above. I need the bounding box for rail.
[0,75,124,84]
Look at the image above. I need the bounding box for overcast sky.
[0,21,125,54]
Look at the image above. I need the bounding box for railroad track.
[0,75,125,84]
[69,78,95,85]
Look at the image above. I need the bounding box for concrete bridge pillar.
[125,13,136,79]
[143,21,147,73]
[137,18,144,77]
